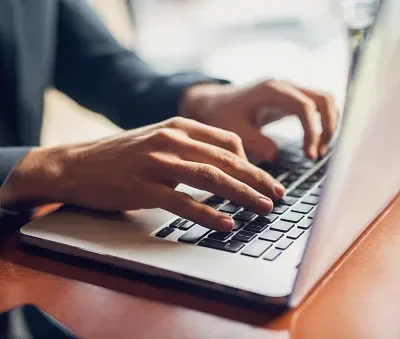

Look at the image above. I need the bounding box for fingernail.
[219,216,234,232]
[257,197,273,214]
[273,183,286,198]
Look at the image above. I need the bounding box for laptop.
[20,0,400,307]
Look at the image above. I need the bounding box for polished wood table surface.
[1,194,400,339]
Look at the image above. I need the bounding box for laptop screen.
[291,0,400,306]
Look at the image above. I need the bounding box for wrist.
[180,82,230,122]
[1,146,71,209]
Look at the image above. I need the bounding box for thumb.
[241,125,278,163]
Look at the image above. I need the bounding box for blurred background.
[42,0,379,147]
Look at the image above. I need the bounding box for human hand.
[2,117,285,232]
[182,80,339,161]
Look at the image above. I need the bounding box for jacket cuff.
[159,72,230,121]
[118,72,230,129]
[0,147,32,216]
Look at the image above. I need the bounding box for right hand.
[2,117,285,232]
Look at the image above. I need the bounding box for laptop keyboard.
[154,141,330,262]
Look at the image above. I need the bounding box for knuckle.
[154,128,178,142]
[218,150,237,169]
[225,131,243,149]
[300,98,317,113]
[147,151,163,164]
[166,116,187,128]
[237,184,256,203]
[263,79,277,88]
[254,168,270,186]
[195,164,220,185]
[147,152,173,168]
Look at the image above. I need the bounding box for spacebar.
[198,238,245,253]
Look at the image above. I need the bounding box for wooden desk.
[1,194,400,339]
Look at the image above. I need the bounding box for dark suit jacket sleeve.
[53,0,226,129]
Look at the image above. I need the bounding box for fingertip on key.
[273,183,286,199]
[307,146,318,160]
[218,216,234,232]
[319,145,328,158]
[257,197,274,215]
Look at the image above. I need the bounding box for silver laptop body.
[20,0,400,307]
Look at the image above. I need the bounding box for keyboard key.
[178,225,211,244]
[207,195,225,203]
[281,212,304,223]
[179,221,195,230]
[298,218,313,229]
[208,232,232,241]
[276,238,294,250]
[302,195,319,205]
[204,200,221,209]
[233,219,246,230]
[311,187,322,196]
[278,196,298,206]
[297,181,315,190]
[272,205,289,215]
[170,218,186,228]
[288,189,306,198]
[204,196,225,208]
[220,203,241,214]
[308,174,322,183]
[287,228,305,240]
[155,227,175,238]
[292,204,313,214]
[241,240,273,258]
[300,161,315,169]
[259,162,288,174]
[266,167,288,178]
[234,210,256,221]
[244,222,268,233]
[232,230,256,243]
[270,220,295,232]
[286,173,301,182]
[285,155,304,164]
[281,180,291,188]
[308,209,317,219]
[292,168,309,175]
[198,238,245,253]
[259,229,284,242]
[263,249,282,261]
[255,213,279,224]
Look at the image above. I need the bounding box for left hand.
[181,80,339,162]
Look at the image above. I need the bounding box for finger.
[247,81,320,159]
[179,137,285,200]
[157,187,235,232]
[172,161,275,216]
[165,117,248,160]
[239,124,278,163]
[296,88,338,157]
